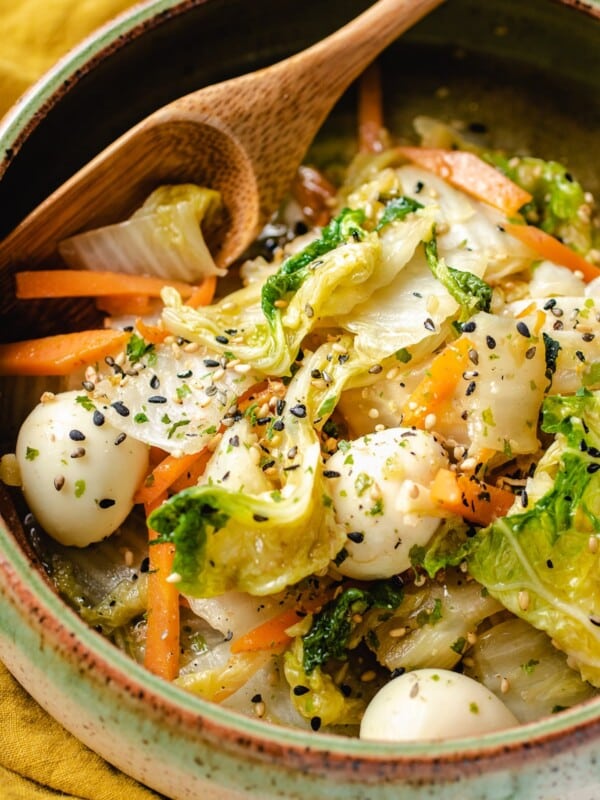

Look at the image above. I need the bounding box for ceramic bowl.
[1,1,600,798]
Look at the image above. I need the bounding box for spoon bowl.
[0,0,442,272]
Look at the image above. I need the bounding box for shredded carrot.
[358,61,385,154]
[396,147,533,216]
[95,294,156,317]
[402,337,473,429]
[170,453,213,494]
[504,223,600,283]
[134,318,169,346]
[431,467,515,527]
[186,275,218,308]
[231,595,327,655]
[291,165,336,227]
[134,449,212,506]
[15,269,194,300]
[0,329,129,376]
[144,492,180,680]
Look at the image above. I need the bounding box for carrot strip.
[144,492,180,680]
[230,608,308,654]
[504,223,600,283]
[134,318,169,346]
[15,269,194,299]
[431,468,515,527]
[358,61,385,154]
[231,593,328,655]
[95,294,156,317]
[134,449,212,506]
[170,453,213,494]
[402,337,473,429]
[396,147,533,216]
[291,165,336,227]
[0,329,128,376]
[186,275,218,309]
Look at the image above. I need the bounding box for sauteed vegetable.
[2,74,600,741]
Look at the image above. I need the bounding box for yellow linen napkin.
[0,661,166,799]
[0,1,168,794]
[0,0,141,117]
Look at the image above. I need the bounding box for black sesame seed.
[521,490,528,507]
[111,401,130,417]
[273,419,285,431]
[323,470,341,478]
[261,460,275,471]
[290,404,307,418]
[575,351,586,362]
[251,693,263,704]
[283,464,300,471]
[368,364,383,374]
[465,381,476,397]
[462,321,477,333]
[340,683,352,697]
[177,369,193,379]
[140,557,150,573]
[82,380,95,392]
[587,463,600,474]
[546,559,554,569]
[93,410,105,426]
[587,447,600,458]
[310,716,322,731]
[468,121,488,133]
[253,514,269,522]
[415,181,424,194]
[114,433,127,446]
[204,359,220,368]
[525,346,537,359]
[486,335,496,350]
[583,333,595,342]
[276,399,286,415]
[98,498,116,509]
[311,369,322,379]
[229,435,240,447]
[148,395,167,404]
[516,321,531,338]
[69,429,85,441]
[293,685,310,696]
[215,335,229,344]
[205,384,218,397]
[424,318,436,332]
[150,375,160,390]
[543,298,557,310]
[70,447,86,458]
[347,531,365,544]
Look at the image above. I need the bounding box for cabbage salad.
[2,116,600,742]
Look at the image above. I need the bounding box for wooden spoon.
[0,0,443,273]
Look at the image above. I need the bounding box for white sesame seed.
[518,590,530,611]
[166,572,182,584]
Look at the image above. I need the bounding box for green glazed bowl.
[1,1,600,798]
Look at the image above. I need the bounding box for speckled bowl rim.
[1,0,600,785]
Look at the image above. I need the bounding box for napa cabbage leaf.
[466,389,600,686]
[148,338,367,597]
[59,184,224,281]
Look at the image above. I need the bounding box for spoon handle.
[162,0,445,227]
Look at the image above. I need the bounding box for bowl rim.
[3,506,600,779]
[1,0,600,785]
